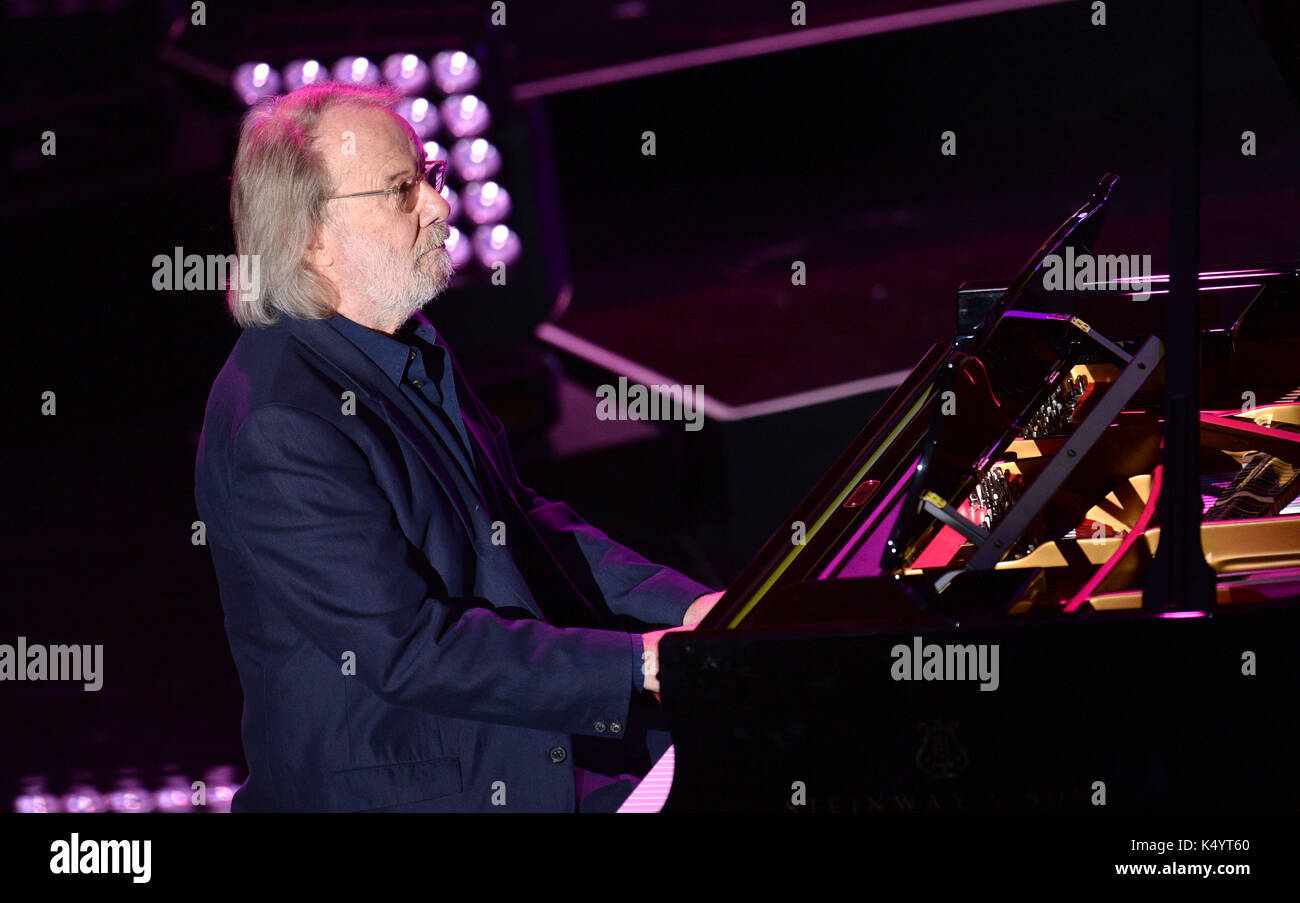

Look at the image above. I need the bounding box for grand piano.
[622,174,1300,812]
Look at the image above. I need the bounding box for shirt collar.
[328,313,442,386]
[401,315,442,351]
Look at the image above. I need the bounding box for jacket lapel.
[282,317,488,542]
[432,328,605,626]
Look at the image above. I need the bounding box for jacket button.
[609,721,623,734]
[593,721,607,733]
[548,746,567,763]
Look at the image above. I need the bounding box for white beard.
[340,227,454,328]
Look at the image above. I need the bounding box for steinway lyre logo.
[916,720,969,779]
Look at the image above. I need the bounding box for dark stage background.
[2,0,1298,807]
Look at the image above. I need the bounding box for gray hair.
[228,82,403,327]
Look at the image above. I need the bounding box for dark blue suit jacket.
[195,312,710,812]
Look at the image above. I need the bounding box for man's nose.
[419,180,451,227]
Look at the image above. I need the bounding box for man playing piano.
[195,82,722,812]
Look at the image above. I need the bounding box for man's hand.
[682,590,724,627]
[640,625,693,696]
[638,592,724,697]
[641,591,723,697]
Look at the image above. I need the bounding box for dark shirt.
[327,314,647,695]
[330,313,476,479]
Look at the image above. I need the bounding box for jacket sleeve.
[468,394,714,628]
[227,402,637,737]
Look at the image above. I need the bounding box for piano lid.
[702,173,1147,631]
[962,172,1118,349]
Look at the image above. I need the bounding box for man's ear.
[303,223,341,314]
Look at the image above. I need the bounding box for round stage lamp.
[283,59,327,92]
[154,776,192,814]
[445,226,474,269]
[107,769,155,813]
[432,50,480,94]
[396,97,438,139]
[451,138,501,182]
[204,766,239,813]
[332,56,380,86]
[472,224,522,268]
[441,94,490,138]
[382,52,430,95]
[61,785,104,814]
[14,776,57,814]
[463,181,511,225]
[232,62,281,105]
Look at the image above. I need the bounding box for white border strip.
[513,0,1075,100]
[536,322,909,422]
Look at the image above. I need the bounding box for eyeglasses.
[327,159,447,213]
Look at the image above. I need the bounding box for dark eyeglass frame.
[327,159,447,212]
